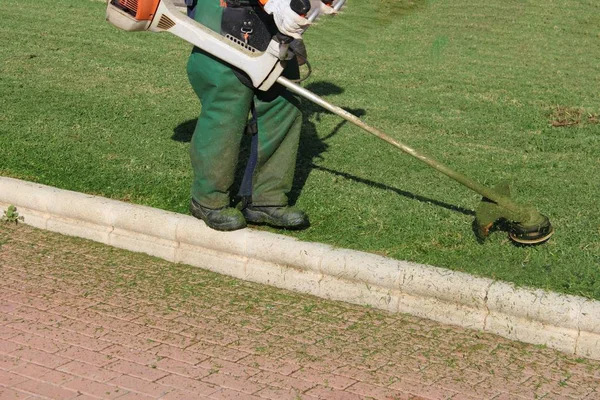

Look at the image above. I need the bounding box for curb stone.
[1,177,599,360]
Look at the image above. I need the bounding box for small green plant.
[2,205,24,224]
[303,304,316,313]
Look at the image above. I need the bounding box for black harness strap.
[245,100,259,137]
[226,0,260,6]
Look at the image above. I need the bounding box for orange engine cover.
[117,0,160,21]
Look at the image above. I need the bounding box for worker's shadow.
[172,81,474,217]
[288,81,359,205]
[288,82,473,216]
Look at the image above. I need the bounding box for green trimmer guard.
[474,182,554,244]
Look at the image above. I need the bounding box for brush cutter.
[106,0,554,244]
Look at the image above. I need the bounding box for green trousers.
[186,0,302,209]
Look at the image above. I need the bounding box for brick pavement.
[0,223,598,400]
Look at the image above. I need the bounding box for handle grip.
[290,0,311,15]
[275,0,311,44]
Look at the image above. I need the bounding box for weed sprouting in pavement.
[2,205,24,225]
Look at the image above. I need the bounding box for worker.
[185,0,333,231]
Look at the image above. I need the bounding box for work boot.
[242,205,309,229]
[190,199,246,231]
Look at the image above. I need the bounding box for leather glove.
[263,0,311,40]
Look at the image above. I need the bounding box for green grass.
[1,0,599,299]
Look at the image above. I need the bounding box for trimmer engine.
[106,0,289,90]
[107,0,161,31]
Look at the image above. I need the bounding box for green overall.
[187,0,302,209]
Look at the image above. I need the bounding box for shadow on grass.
[289,81,366,205]
[172,80,474,217]
[310,164,475,217]
[172,119,197,143]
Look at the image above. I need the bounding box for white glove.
[264,0,311,40]
[309,0,336,16]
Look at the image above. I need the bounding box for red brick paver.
[0,223,599,399]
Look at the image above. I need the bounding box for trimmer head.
[508,215,554,245]
[474,182,554,245]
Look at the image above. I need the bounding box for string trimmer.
[106,0,554,244]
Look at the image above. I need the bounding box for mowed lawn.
[1,0,599,299]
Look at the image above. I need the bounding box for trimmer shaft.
[277,77,555,245]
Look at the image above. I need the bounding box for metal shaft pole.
[276,76,532,218]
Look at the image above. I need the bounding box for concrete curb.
[1,177,599,360]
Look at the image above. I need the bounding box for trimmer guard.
[475,182,554,244]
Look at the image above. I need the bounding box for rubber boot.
[190,199,246,231]
[242,204,309,229]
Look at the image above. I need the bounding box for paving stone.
[389,379,457,400]
[136,326,196,349]
[0,326,20,341]
[89,303,143,321]
[56,344,114,367]
[158,374,219,396]
[8,321,110,352]
[9,363,55,380]
[0,354,23,371]
[202,372,265,394]
[160,389,209,399]
[290,366,357,389]
[4,305,66,327]
[0,313,21,327]
[155,356,211,379]
[186,341,250,362]
[436,374,501,399]
[333,365,390,387]
[208,387,264,400]
[346,381,414,400]
[253,386,304,400]
[197,358,260,378]
[0,387,31,400]
[101,344,161,365]
[0,370,30,387]
[131,315,187,334]
[9,332,70,354]
[105,359,169,382]
[110,392,155,400]
[14,379,79,400]
[49,317,107,339]
[0,340,23,355]
[4,293,58,312]
[57,360,121,383]
[49,306,145,336]
[9,348,70,369]
[37,369,76,385]
[248,370,316,392]
[99,331,160,352]
[64,377,129,399]
[2,223,600,400]
[304,384,365,399]
[153,343,210,365]
[237,354,301,376]
[583,392,600,400]
[107,374,173,397]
